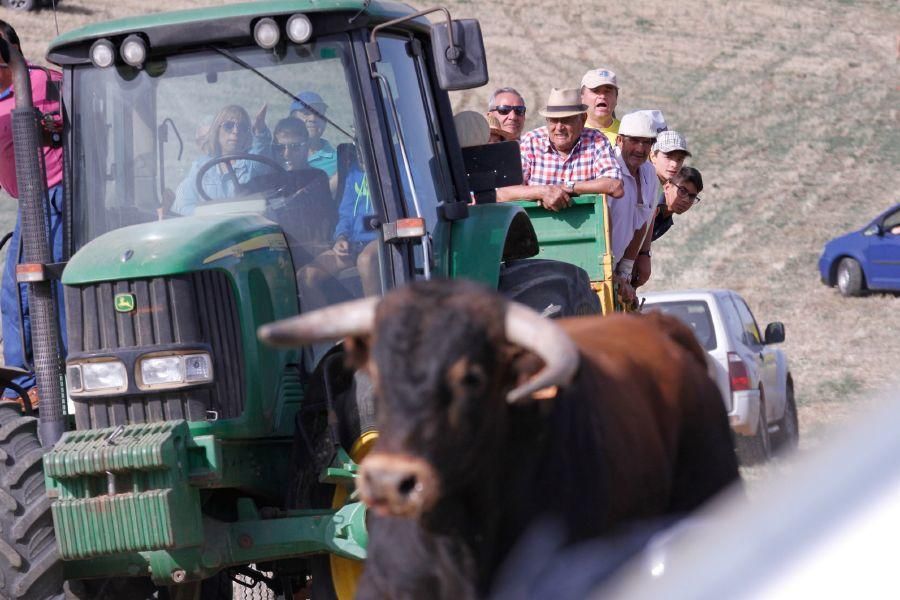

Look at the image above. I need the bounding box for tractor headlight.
[254,17,281,49]
[120,34,147,68]
[137,352,213,390]
[90,39,116,69]
[66,359,128,395]
[286,14,313,44]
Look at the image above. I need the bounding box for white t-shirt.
[608,147,660,263]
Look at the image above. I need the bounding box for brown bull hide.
[347,281,739,597]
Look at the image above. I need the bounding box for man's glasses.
[672,182,701,203]
[221,120,250,134]
[490,105,526,116]
[273,142,307,153]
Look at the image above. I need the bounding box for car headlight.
[66,360,128,395]
[137,352,213,390]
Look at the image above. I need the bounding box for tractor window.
[70,36,387,309]
[373,35,454,276]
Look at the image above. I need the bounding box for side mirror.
[461,140,523,203]
[764,322,785,344]
[430,19,488,91]
[863,223,882,237]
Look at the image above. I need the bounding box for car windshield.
[69,36,372,259]
[645,300,718,351]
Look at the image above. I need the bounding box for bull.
[260,280,740,597]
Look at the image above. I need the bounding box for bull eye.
[460,366,487,393]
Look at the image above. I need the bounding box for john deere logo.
[114,293,136,313]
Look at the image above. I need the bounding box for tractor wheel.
[771,378,800,454]
[0,400,64,600]
[311,370,377,600]
[735,391,772,466]
[499,259,601,318]
[836,258,865,297]
[0,401,169,600]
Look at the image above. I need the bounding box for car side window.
[883,209,900,234]
[733,295,762,346]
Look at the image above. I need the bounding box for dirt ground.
[1,0,898,459]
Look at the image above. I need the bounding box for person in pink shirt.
[0,20,66,410]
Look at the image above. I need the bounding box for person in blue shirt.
[289,91,337,178]
[296,148,380,310]
[171,103,272,215]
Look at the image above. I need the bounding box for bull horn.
[505,302,580,403]
[258,296,379,348]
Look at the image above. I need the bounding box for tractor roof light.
[254,17,281,50]
[90,39,116,69]
[120,34,147,68]
[286,14,313,44]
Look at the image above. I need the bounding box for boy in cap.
[290,90,337,177]
[650,130,694,241]
[496,87,623,210]
[581,68,620,146]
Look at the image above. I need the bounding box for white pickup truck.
[640,289,799,464]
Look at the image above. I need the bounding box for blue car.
[818,203,900,296]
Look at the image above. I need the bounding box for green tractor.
[0,1,605,598]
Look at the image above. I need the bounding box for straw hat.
[538,88,588,118]
[453,110,489,147]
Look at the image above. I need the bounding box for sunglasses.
[273,142,307,153]
[220,120,250,134]
[490,105,526,116]
[671,182,701,203]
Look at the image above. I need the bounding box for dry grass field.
[1,0,898,462]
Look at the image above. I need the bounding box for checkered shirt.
[519,127,622,186]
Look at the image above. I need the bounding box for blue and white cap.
[581,68,618,89]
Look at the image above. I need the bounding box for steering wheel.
[195,153,288,203]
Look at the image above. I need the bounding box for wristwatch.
[565,181,576,194]
[638,250,652,257]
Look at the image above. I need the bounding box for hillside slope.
[1,0,898,448]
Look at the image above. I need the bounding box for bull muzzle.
[357,452,441,518]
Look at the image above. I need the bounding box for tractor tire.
[0,401,166,600]
[0,401,64,600]
[836,257,865,297]
[735,391,772,466]
[499,259,600,318]
[771,378,800,454]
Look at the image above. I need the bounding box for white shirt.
[608,148,660,263]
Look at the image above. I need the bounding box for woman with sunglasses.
[172,103,272,215]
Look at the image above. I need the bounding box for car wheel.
[836,258,865,297]
[772,378,800,454]
[1,0,37,11]
[736,390,772,466]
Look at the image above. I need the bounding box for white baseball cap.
[581,68,618,89]
[618,111,658,138]
[635,109,667,135]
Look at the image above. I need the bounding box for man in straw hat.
[497,87,623,211]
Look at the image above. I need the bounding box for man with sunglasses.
[0,20,65,411]
[496,87,623,211]
[486,87,527,141]
[610,111,662,302]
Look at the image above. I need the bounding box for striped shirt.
[520,126,622,187]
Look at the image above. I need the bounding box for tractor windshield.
[69,35,375,271]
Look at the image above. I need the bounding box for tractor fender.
[441,203,538,287]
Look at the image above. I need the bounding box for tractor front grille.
[64,270,245,429]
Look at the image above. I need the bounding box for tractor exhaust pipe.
[1,39,66,447]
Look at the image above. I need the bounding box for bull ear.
[507,348,560,402]
[344,335,371,371]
